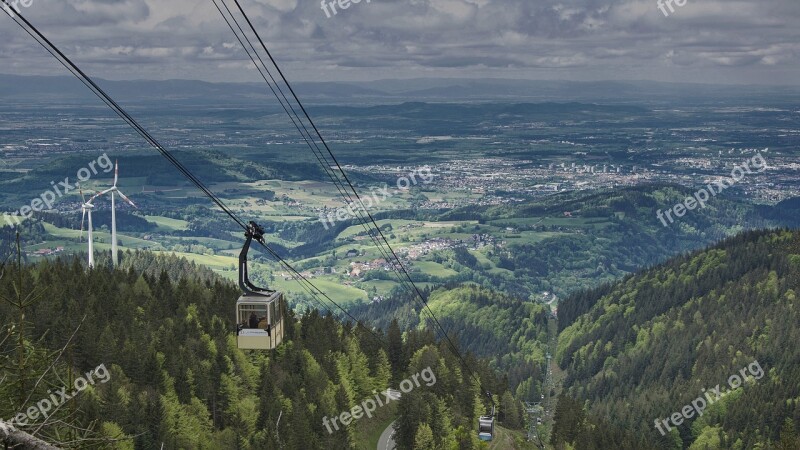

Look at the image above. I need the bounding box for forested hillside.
[553,229,800,449]
[354,285,553,402]
[471,185,798,298]
[0,220,45,261]
[0,247,522,449]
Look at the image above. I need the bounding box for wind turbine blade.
[92,189,111,203]
[117,190,137,208]
[113,160,118,187]
[79,184,87,203]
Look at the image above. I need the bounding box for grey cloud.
[0,0,797,84]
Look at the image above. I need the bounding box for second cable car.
[478,403,495,441]
[235,221,286,350]
[478,415,495,441]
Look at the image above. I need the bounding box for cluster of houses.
[349,258,391,278]
[280,266,337,281]
[471,233,498,248]
[397,234,499,259]
[341,234,503,280]
[30,246,65,257]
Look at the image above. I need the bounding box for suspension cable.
[1,3,384,343]
[212,0,418,301]
[222,0,495,404]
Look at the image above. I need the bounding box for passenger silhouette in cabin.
[249,312,259,329]
[258,316,272,335]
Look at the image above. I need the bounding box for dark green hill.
[352,286,554,402]
[554,229,800,449]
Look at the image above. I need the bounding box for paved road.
[377,420,396,450]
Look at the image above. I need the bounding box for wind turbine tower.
[79,187,98,268]
[97,160,136,267]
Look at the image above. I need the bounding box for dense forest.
[553,229,800,449]
[0,245,524,449]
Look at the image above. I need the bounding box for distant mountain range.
[2,74,800,106]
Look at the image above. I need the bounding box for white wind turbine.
[96,160,136,267]
[79,186,99,268]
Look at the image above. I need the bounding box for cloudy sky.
[1,0,799,85]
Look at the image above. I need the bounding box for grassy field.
[1,214,31,227]
[472,249,494,266]
[488,267,514,276]
[539,216,612,228]
[504,231,570,245]
[144,215,190,231]
[337,219,420,240]
[412,260,458,278]
[269,275,369,308]
[42,223,162,250]
[487,217,546,226]
[359,280,400,296]
[166,236,238,250]
[154,250,237,265]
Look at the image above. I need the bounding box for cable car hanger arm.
[239,221,274,295]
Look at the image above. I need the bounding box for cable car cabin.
[236,291,285,350]
[235,221,286,350]
[478,415,494,441]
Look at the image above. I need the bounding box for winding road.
[377,421,396,450]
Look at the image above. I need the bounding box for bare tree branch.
[0,420,61,450]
